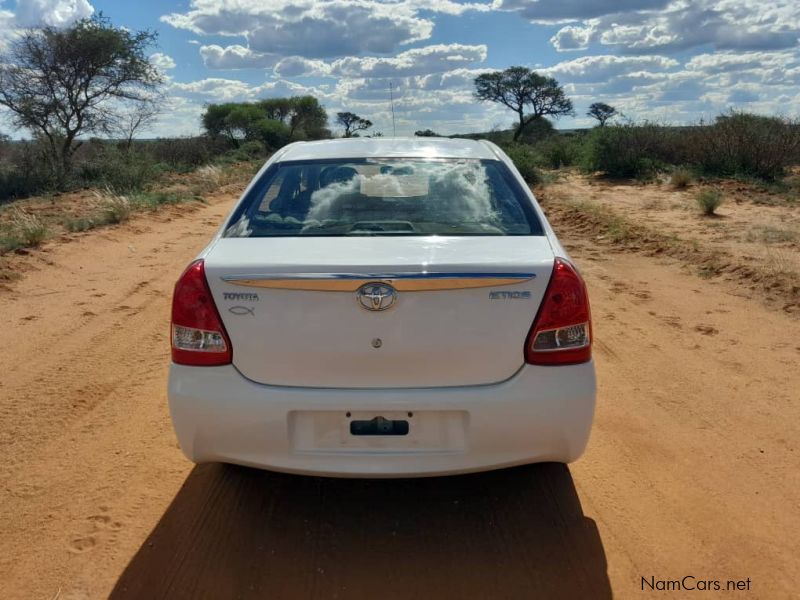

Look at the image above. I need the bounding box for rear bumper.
[168,362,596,477]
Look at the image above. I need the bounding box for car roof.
[276,137,499,162]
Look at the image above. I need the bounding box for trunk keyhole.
[371,338,382,348]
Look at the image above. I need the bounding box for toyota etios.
[168,137,596,477]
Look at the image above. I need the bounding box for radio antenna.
[389,82,397,137]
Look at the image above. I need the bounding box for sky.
[0,0,799,138]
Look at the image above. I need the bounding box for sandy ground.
[1,181,799,599]
[541,173,800,313]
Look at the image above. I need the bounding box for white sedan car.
[168,137,595,477]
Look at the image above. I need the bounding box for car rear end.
[167,139,596,477]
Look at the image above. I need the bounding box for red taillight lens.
[171,259,232,366]
[525,258,592,366]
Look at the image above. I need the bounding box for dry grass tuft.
[670,167,693,189]
[92,189,132,224]
[696,189,723,216]
[194,164,224,193]
[10,208,49,247]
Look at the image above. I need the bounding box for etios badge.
[356,282,398,311]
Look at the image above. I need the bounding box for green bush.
[237,140,267,158]
[0,141,54,201]
[501,143,541,184]
[535,135,583,169]
[143,137,217,169]
[0,168,51,201]
[696,189,723,215]
[693,112,800,180]
[256,119,291,150]
[581,123,667,179]
[517,117,556,144]
[78,147,158,193]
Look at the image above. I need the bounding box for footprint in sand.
[694,324,720,336]
[661,315,683,329]
[68,536,96,553]
[87,514,123,531]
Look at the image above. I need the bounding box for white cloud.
[162,0,438,58]
[150,52,176,71]
[543,54,679,82]
[536,1,800,54]
[14,0,94,27]
[170,78,258,102]
[550,25,593,51]
[200,44,277,69]
[497,0,669,24]
[273,56,331,77]
[326,44,487,78]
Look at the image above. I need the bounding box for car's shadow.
[110,463,610,599]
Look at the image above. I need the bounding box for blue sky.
[1,0,799,137]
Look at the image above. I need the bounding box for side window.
[257,168,291,212]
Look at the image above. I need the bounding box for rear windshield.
[224,158,543,237]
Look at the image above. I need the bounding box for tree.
[0,15,163,182]
[112,97,162,151]
[587,102,617,127]
[336,112,372,137]
[256,96,328,139]
[474,67,573,142]
[414,129,440,137]
[201,102,292,150]
[287,96,328,139]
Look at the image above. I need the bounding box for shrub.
[517,117,556,144]
[78,147,158,193]
[670,167,693,189]
[580,123,667,179]
[0,141,54,201]
[535,134,582,169]
[501,143,541,184]
[238,140,267,158]
[696,189,723,216]
[693,112,800,180]
[143,137,217,169]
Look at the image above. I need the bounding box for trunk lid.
[204,236,554,388]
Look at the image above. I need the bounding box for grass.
[62,190,199,234]
[93,189,132,224]
[745,226,799,245]
[696,189,723,216]
[562,199,640,244]
[132,190,199,211]
[10,209,48,246]
[670,167,693,189]
[0,230,23,253]
[0,258,20,281]
[193,164,224,194]
[63,217,96,232]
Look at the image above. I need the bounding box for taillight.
[525,257,592,366]
[171,259,232,366]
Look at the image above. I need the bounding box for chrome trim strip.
[222,272,536,292]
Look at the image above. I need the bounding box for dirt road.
[1,185,798,599]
